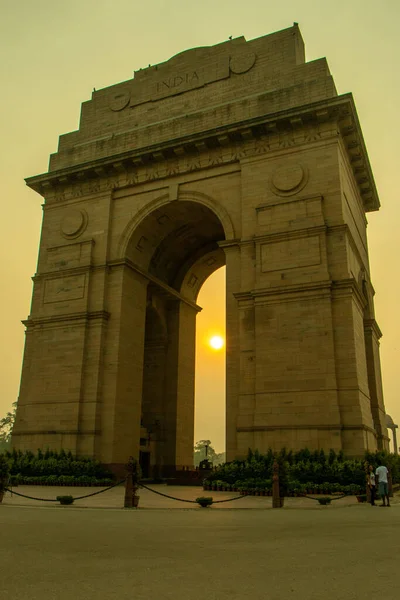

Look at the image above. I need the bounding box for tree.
[0,402,17,453]
[193,440,225,467]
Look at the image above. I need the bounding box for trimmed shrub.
[0,449,114,482]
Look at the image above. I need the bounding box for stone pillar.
[223,243,241,462]
[100,265,148,467]
[392,427,398,455]
[163,299,197,472]
[364,319,389,450]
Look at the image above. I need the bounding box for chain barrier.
[140,483,254,504]
[4,489,58,502]
[212,495,248,504]
[3,481,349,506]
[298,493,348,502]
[70,479,127,500]
[139,483,197,503]
[3,479,127,503]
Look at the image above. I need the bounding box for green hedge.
[1,449,114,481]
[204,448,400,491]
[9,474,114,487]
[203,478,364,495]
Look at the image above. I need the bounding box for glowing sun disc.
[209,335,224,350]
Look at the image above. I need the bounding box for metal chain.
[4,489,58,502]
[140,483,249,504]
[3,481,349,506]
[3,479,126,503]
[299,493,347,502]
[139,483,197,502]
[70,479,126,500]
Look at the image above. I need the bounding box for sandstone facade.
[12,25,389,473]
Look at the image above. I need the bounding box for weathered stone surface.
[13,25,388,471]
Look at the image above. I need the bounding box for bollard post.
[272,460,281,508]
[124,457,141,508]
[124,472,134,508]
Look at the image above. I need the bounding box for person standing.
[375,463,390,507]
[368,465,377,506]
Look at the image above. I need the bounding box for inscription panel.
[44,274,86,304]
[257,197,324,235]
[261,236,321,273]
[47,240,93,271]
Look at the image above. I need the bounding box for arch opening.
[125,200,226,294]
[125,199,227,476]
[194,267,226,462]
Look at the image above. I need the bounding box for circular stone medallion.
[61,209,87,239]
[270,164,307,196]
[109,89,131,112]
[229,52,256,74]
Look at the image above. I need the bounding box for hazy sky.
[1,0,399,454]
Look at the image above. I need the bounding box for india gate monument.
[12,25,389,474]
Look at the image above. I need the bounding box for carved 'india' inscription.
[156,71,199,95]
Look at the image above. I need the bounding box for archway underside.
[127,200,226,476]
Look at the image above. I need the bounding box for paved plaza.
[1,486,399,600]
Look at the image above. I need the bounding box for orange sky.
[1,1,399,454]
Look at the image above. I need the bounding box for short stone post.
[124,472,134,508]
[124,457,141,508]
[365,462,371,503]
[272,460,282,508]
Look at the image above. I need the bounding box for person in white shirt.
[375,464,390,507]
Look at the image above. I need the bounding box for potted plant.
[196,496,213,508]
[0,455,10,503]
[356,493,367,503]
[56,495,74,505]
[317,497,332,506]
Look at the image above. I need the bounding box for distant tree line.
[0,402,16,453]
[193,439,225,466]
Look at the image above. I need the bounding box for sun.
[209,335,224,350]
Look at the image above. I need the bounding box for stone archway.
[103,199,228,474]
[13,25,389,467]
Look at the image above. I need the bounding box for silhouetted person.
[375,464,390,507]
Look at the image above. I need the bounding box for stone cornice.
[25,94,379,212]
[12,429,100,436]
[236,424,383,438]
[234,281,332,304]
[22,310,110,329]
[331,278,367,312]
[233,278,375,309]
[364,318,383,339]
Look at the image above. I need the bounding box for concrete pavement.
[1,486,399,599]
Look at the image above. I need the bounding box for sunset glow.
[209,335,224,350]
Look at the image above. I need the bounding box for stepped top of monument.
[26,25,379,212]
[47,25,337,170]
